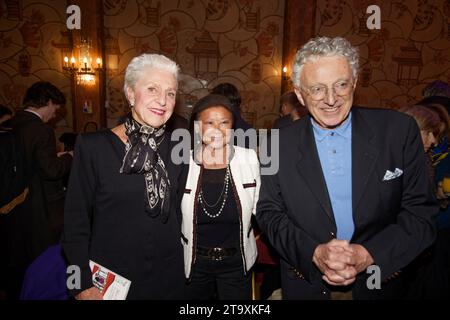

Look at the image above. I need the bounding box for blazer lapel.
[295,118,335,224]
[351,109,379,214]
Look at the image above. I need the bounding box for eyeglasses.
[299,80,354,101]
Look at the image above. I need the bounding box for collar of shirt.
[25,108,43,121]
[311,112,352,142]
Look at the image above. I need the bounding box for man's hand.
[347,243,374,273]
[313,240,374,286]
[313,239,357,286]
[75,286,103,300]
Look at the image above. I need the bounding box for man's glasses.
[299,80,354,101]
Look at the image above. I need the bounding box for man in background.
[273,91,308,129]
[3,81,72,299]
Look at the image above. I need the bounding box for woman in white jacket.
[181,94,260,300]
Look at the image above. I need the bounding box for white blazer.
[181,146,260,279]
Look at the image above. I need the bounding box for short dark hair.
[211,83,241,114]
[22,81,66,109]
[280,91,308,117]
[189,94,235,149]
[280,91,301,108]
[59,132,78,152]
[190,94,235,126]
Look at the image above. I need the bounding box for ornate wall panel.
[103,0,286,129]
[0,0,73,133]
[315,0,450,109]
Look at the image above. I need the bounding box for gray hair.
[291,36,359,88]
[123,53,180,102]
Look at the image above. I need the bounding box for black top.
[273,115,296,129]
[197,167,240,248]
[6,111,72,267]
[62,129,186,299]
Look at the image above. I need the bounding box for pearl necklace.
[198,166,230,219]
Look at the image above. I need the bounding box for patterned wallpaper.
[103,0,285,129]
[0,0,285,131]
[0,0,73,133]
[315,0,450,109]
[3,1,448,131]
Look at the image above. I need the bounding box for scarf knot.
[120,115,171,220]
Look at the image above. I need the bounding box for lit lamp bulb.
[63,56,69,67]
[282,66,288,80]
[70,57,76,68]
[96,57,102,68]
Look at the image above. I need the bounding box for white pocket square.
[383,168,403,181]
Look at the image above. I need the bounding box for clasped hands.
[313,239,374,286]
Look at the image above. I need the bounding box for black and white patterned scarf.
[120,115,171,220]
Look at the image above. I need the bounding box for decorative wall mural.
[0,0,72,127]
[104,0,285,128]
[316,0,450,109]
[2,1,448,130]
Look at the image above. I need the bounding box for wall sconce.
[63,37,103,86]
[282,66,289,81]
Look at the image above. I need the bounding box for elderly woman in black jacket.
[63,53,187,300]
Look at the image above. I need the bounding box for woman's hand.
[75,286,103,300]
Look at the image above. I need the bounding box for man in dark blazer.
[4,81,72,299]
[256,37,438,299]
[273,91,308,130]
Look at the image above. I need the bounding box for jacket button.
[322,291,327,295]
[330,232,335,237]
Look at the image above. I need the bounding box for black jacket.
[6,111,72,267]
[273,115,296,129]
[256,107,438,299]
[62,129,187,299]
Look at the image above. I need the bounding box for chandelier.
[63,37,103,85]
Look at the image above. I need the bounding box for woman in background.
[401,105,440,154]
[401,104,450,299]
